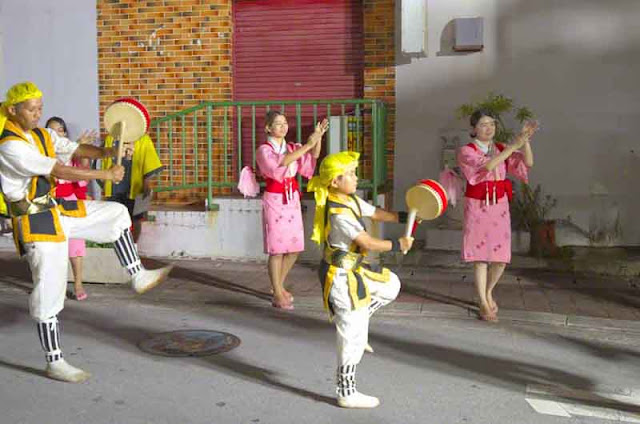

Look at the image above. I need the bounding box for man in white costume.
[0,82,172,383]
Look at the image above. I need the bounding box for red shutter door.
[233,0,364,168]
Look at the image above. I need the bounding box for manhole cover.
[138,330,241,357]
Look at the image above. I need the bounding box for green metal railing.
[150,99,388,209]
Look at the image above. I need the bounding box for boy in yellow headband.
[0,82,172,383]
[308,151,414,408]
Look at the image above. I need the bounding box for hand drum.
[104,98,150,166]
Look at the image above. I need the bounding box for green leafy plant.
[511,183,557,232]
[86,241,113,249]
[457,93,534,144]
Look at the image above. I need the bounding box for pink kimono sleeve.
[506,151,529,183]
[256,144,288,182]
[457,145,491,185]
[293,143,317,179]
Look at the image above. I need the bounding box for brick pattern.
[364,0,395,201]
[97,0,233,201]
[97,0,395,203]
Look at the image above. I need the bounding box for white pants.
[329,268,400,366]
[22,201,131,321]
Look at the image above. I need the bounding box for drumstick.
[403,209,417,254]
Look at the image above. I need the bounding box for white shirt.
[0,127,78,201]
[473,139,490,154]
[328,195,376,250]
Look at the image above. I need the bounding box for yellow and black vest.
[0,121,86,255]
[318,193,391,315]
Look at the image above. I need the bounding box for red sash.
[55,182,88,200]
[465,142,512,202]
[262,141,300,204]
[265,177,299,204]
[465,179,513,202]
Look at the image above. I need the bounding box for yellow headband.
[307,151,360,244]
[0,81,43,134]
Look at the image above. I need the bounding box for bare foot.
[478,304,498,322]
[487,296,498,313]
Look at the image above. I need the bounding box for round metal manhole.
[138,330,241,357]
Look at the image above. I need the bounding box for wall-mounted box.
[453,17,483,52]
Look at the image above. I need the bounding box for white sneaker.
[131,265,173,294]
[364,343,374,354]
[337,391,380,409]
[46,359,91,383]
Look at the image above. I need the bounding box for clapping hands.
[76,129,98,145]
[515,120,539,148]
[307,118,329,148]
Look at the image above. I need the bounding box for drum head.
[104,98,150,143]
[405,179,448,220]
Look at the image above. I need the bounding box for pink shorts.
[69,238,86,258]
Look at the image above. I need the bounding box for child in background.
[46,116,96,301]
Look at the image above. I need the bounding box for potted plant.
[457,93,534,144]
[511,183,558,256]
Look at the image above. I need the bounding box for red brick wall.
[97,0,395,203]
[364,0,395,203]
[97,0,233,201]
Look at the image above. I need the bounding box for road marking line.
[526,384,640,423]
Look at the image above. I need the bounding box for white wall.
[395,0,640,245]
[0,0,99,136]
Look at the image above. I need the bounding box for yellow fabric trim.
[361,266,391,283]
[0,135,25,145]
[0,194,7,217]
[11,217,20,253]
[28,177,39,199]
[102,134,163,199]
[19,209,66,243]
[57,200,87,218]
[323,265,338,312]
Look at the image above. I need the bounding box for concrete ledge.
[67,247,129,284]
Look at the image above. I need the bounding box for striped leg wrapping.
[368,299,383,317]
[113,229,142,276]
[336,364,357,397]
[37,316,62,363]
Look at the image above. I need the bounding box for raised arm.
[484,120,538,171]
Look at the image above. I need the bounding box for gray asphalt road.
[1,286,639,424]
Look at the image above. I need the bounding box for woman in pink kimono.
[458,109,538,321]
[256,111,328,310]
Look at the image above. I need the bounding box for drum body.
[104,98,150,143]
[405,179,448,221]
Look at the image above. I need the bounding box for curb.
[242,296,640,333]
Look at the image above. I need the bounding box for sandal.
[75,291,88,301]
[272,296,294,311]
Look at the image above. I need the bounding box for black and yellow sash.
[318,193,391,314]
[0,122,86,254]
